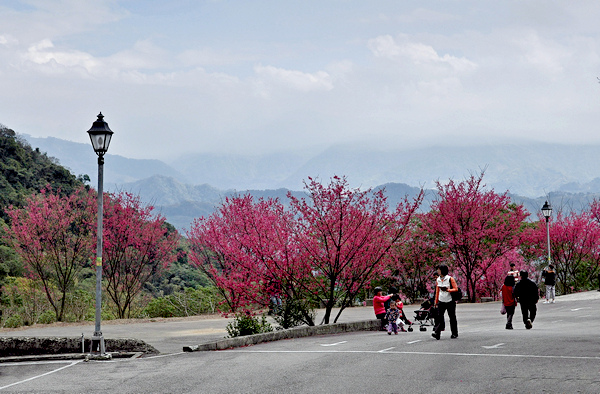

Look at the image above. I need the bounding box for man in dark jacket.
[513,270,539,329]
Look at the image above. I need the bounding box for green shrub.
[142,287,224,318]
[37,310,57,324]
[144,297,177,318]
[3,313,24,328]
[273,298,316,329]
[226,313,273,338]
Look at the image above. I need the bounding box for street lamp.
[87,112,114,355]
[541,201,552,265]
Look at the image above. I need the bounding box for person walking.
[513,270,539,329]
[501,275,517,329]
[432,264,459,340]
[542,265,556,303]
[373,287,391,331]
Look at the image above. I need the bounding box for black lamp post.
[87,112,113,355]
[541,201,552,265]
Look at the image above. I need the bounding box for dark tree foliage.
[0,125,84,223]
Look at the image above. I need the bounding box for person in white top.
[432,264,459,340]
[507,263,520,281]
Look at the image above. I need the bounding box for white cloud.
[368,35,478,73]
[21,39,98,75]
[253,65,334,94]
[0,34,18,47]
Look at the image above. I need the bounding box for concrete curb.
[183,319,381,352]
[0,336,158,363]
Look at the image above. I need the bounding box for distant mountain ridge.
[20,134,600,231]
[120,175,600,231]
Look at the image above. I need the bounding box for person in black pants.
[542,265,556,303]
[513,270,539,329]
[432,264,459,340]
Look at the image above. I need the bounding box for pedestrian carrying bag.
[449,277,463,302]
[500,303,506,315]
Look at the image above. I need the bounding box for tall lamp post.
[541,201,552,266]
[87,113,113,355]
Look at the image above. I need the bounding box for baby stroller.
[413,297,436,331]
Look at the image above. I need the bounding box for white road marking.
[229,349,600,361]
[570,307,591,311]
[320,341,347,347]
[378,347,395,353]
[482,343,505,349]
[407,340,422,344]
[0,360,83,390]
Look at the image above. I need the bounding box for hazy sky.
[1,0,599,160]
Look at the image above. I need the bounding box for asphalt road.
[1,291,599,393]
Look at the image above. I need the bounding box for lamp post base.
[91,332,106,355]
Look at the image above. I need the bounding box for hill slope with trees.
[0,125,84,223]
[0,125,86,282]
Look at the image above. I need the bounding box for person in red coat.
[373,287,391,331]
[501,275,517,329]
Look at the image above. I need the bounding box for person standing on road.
[501,275,517,329]
[513,270,539,329]
[373,287,391,331]
[542,264,556,303]
[432,264,459,340]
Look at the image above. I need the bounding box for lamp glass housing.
[541,201,552,219]
[87,113,113,156]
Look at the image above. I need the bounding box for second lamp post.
[541,201,552,265]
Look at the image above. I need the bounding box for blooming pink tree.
[101,192,179,318]
[187,195,315,322]
[423,173,528,302]
[288,176,423,324]
[4,187,96,321]
[526,207,600,294]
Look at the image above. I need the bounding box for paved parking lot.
[1,291,599,393]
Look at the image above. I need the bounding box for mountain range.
[21,134,600,231]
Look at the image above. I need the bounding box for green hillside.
[0,125,84,223]
[1,124,86,282]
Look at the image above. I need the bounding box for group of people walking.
[501,263,556,330]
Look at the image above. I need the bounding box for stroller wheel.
[407,326,413,332]
[419,326,427,332]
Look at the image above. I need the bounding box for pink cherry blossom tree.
[187,195,315,322]
[423,172,528,302]
[101,192,179,318]
[4,187,96,321]
[288,176,423,324]
[526,206,600,294]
